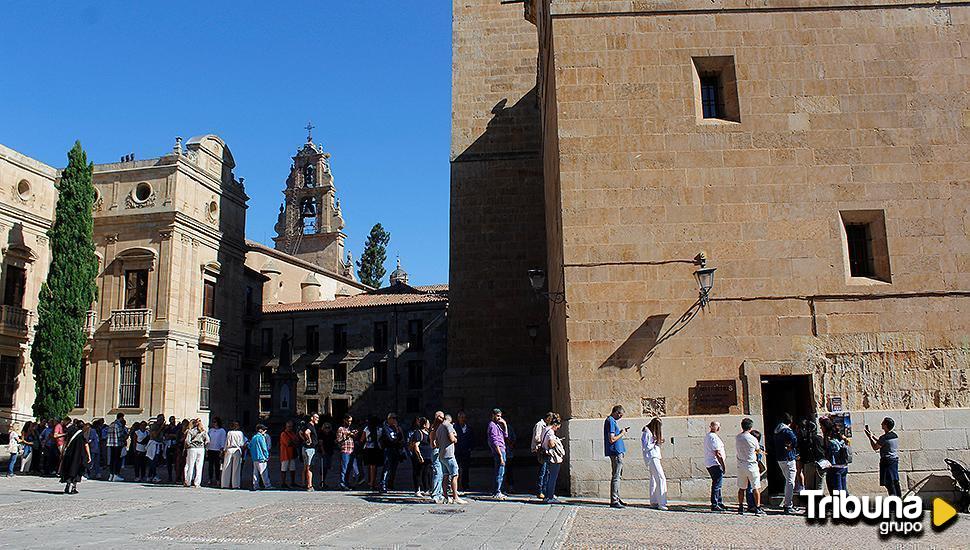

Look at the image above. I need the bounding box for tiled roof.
[415,284,448,293]
[263,286,448,314]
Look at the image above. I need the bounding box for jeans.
[544,461,561,499]
[431,449,443,499]
[206,450,222,485]
[827,467,848,494]
[252,461,271,489]
[109,446,123,476]
[609,453,624,504]
[492,449,506,495]
[778,459,797,508]
[381,449,401,492]
[87,451,101,479]
[6,451,17,475]
[339,453,354,488]
[707,465,724,508]
[537,458,549,496]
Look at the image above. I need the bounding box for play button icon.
[932,498,958,530]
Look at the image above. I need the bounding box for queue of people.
[2,406,899,510]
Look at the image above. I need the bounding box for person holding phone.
[865,417,900,497]
[604,405,629,508]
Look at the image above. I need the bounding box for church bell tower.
[273,123,348,274]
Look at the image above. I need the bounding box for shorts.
[737,462,761,490]
[439,456,459,477]
[280,459,297,472]
[302,448,316,465]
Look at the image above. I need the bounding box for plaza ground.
[0,474,966,549]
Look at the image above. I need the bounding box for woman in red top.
[279,421,299,489]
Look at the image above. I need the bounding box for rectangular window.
[202,279,216,317]
[118,357,141,408]
[124,269,149,309]
[373,321,388,353]
[75,360,86,409]
[306,325,319,354]
[408,319,424,351]
[692,56,741,123]
[374,360,388,389]
[0,355,18,407]
[407,360,424,390]
[840,210,891,283]
[307,398,319,415]
[259,397,272,413]
[261,328,274,356]
[333,363,347,394]
[260,368,273,394]
[306,366,319,394]
[200,362,211,410]
[333,324,348,354]
[3,266,27,308]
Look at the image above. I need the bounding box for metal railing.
[332,381,347,394]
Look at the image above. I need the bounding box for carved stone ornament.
[126,190,156,209]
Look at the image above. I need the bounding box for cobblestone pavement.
[0,475,966,549]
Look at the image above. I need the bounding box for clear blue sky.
[0,2,452,286]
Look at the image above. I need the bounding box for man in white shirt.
[532,412,553,499]
[735,418,766,516]
[206,417,227,487]
[702,421,726,511]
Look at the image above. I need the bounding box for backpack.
[839,442,853,465]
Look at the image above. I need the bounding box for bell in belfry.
[301,197,317,217]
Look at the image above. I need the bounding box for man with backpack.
[379,413,405,493]
[772,413,799,514]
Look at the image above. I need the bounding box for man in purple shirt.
[487,408,509,500]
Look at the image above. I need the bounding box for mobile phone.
[624,426,631,431]
[865,424,870,431]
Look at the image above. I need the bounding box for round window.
[17,179,31,200]
[133,182,152,202]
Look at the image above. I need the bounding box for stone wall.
[564,409,970,500]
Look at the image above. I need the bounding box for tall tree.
[31,142,99,419]
[357,223,390,288]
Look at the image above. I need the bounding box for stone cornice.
[550,0,970,17]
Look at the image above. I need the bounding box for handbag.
[816,459,832,470]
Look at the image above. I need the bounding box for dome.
[389,257,408,285]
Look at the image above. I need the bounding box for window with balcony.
[407,319,424,351]
[306,366,319,394]
[374,360,388,389]
[202,279,216,317]
[200,362,211,410]
[118,357,141,408]
[373,321,388,353]
[306,325,319,354]
[333,363,347,394]
[333,324,348,354]
[408,360,424,390]
[124,269,149,309]
[0,355,17,407]
[3,266,26,308]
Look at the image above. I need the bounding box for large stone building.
[452,0,970,500]
[0,134,368,428]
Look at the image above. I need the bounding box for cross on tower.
[305,121,315,141]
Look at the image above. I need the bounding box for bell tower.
[273,123,348,274]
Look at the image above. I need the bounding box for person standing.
[302,414,320,491]
[702,421,727,511]
[105,413,127,482]
[5,423,21,476]
[335,415,357,490]
[541,414,565,504]
[249,424,272,491]
[736,418,766,516]
[429,411,445,504]
[183,418,208,487]
[641,417,668,510]
[85,420,101,480]
[865,417,900,497]
[164,416,180,483]
[132,422,149,482]
[772,413,799,514]
[487,409,509,500]
[360,416,382,492]
[379,413,405,493]
[59,423,90,495]
[825,425,850,494]
[319,422,336,489]
[604,405,629,509]
[437,413,466,504]
[408,418,429,496]
[798,420,825,504]
[454,411,474,492]
[221,421,245,489]
[532,412,553,499]
[206,418,227,487]
[279,420,299,489]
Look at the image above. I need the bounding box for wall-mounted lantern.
[527,268,566,304]
[693,252,717,308]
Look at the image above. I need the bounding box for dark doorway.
[760,375,815,496]
[331,398,349,421]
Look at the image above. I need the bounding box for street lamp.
[693,253,717,308]
[527,269,566,304]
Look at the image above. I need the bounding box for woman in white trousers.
[184,418,209,487]
[641,417,668,510]
[221,421,246,489]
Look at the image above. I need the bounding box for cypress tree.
[31,141,99,419]
[356,223,390,288]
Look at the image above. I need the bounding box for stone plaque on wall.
[689,380,737,415]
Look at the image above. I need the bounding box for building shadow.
[598,300,702,378]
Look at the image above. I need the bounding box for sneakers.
[755,507,767,516]
[610,502,625,509]
[415,490,424,497]
[433,496,445,504]
[115,475,125,482]
[493,492,507,501]
[738,504,745,515]
[711,504,726,512]
[656,505,669,511]
[537,492,545,500]
[545,497,564,504]
[453,497,468,505]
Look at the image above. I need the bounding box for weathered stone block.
[921,429,969,450]
[943,408,970,429]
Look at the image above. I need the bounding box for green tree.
[31,141,99,419]
[357,223,390,288]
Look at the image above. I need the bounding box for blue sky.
[0,1,452,285]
